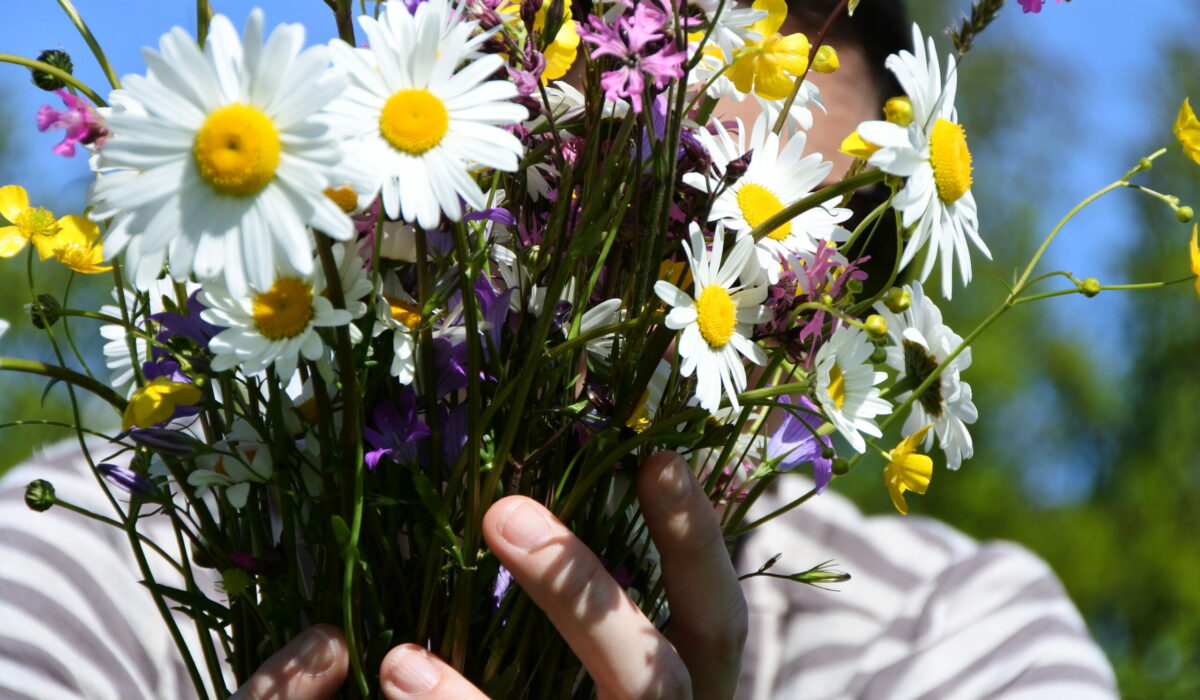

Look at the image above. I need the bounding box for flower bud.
[845,278,863,295]
[820,446,836,460]
[1080,277,1101,297]
[98,463,157,498]
[819,293,834,306]
[1138,157,1153,171]
[31,49,73,91]
[1177,205,1194,223]
[831,457,850,476]
[884,97,914,127]
[813,45,839,73]
[24,479,55,511]
[864,314,888,339]
[28,293,61,329]
[883,286,911,313]
[869,346,888,364]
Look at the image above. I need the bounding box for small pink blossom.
[36,89,108,157]
[1019,0,1067,14]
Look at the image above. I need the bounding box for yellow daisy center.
[324,186,359,213]
[385,296,422,330]
[252,277,315,341]
[380,89,450,156]
[695,285,737,349]
[736,183,791,241]
[16,207,60,239]
[929,119,973,205]
[193,104,281,197]
[827,364,846,410]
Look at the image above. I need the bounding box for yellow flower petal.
[0,185,30,223]
[122,377,202,430]
[752,0,787,37]
[1174,99,1200,166]
[840,130,881,160]
[883,425,934,515]
[542,19,579,82]
[0,226,28,258]
[1190,223,1200,298]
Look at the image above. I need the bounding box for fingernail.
[388,649,440,695]
[499,501,551,551]
[658,454,691,505]
[297,629,336,676]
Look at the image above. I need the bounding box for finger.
[380,644,488,699]
[483,496,692,699]
[230,624,348,700]
[637,451,747,700]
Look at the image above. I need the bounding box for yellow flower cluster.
[0,184,110,274]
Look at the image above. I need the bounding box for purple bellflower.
[364,393,431,470]
[766,395,835,493]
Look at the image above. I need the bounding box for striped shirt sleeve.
[736,477,1118,699]
[0,440,219,700]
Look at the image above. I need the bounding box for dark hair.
[790,0,912,103]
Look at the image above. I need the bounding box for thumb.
[231,624,349,700]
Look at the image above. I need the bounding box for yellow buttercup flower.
[1174,99,1200,166]
[51,215,112,274]
[1190,224,1200,298]
[840,130,880,160]
[122,377,202,430]
[727,0,810,101]
[536,1,579,83]
[0,185,63,260]
[883,424,934,515]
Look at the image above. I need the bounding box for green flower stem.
[314,235,368,698]
[1012,275,1198,305]
[0,357,126,411]
[332,0,357,45]
[748,170,886,243]
[1012,147,1167,295]
[126,501,212,700]
[0,54,107,106]
[0,419,113,441]
[729,485,819,538]
[444,220,484,670]
[196,0,214,45]
[47,494,184,574]
[59,275,97,381]
[53,0,121,88]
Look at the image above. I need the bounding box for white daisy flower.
[99,278,181,396]
[685,117,850,283]
[88,10,358,296]
[874,281,976,469]
[327,1,526,229]
[199,245,364,379]
[812,324,891,453]
[188,419,273,509]
[373,274,421,384]
[654,223,769,413]
[855,24,990,298]
[691,0,767,58]
[574,298,625,362]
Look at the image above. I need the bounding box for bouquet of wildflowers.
[5,0,1197,696]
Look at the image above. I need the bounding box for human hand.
[232,451,746,699]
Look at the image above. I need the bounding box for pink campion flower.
[1020,0,1067,13]
[577,1,685,113]
[36,89,109,157]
